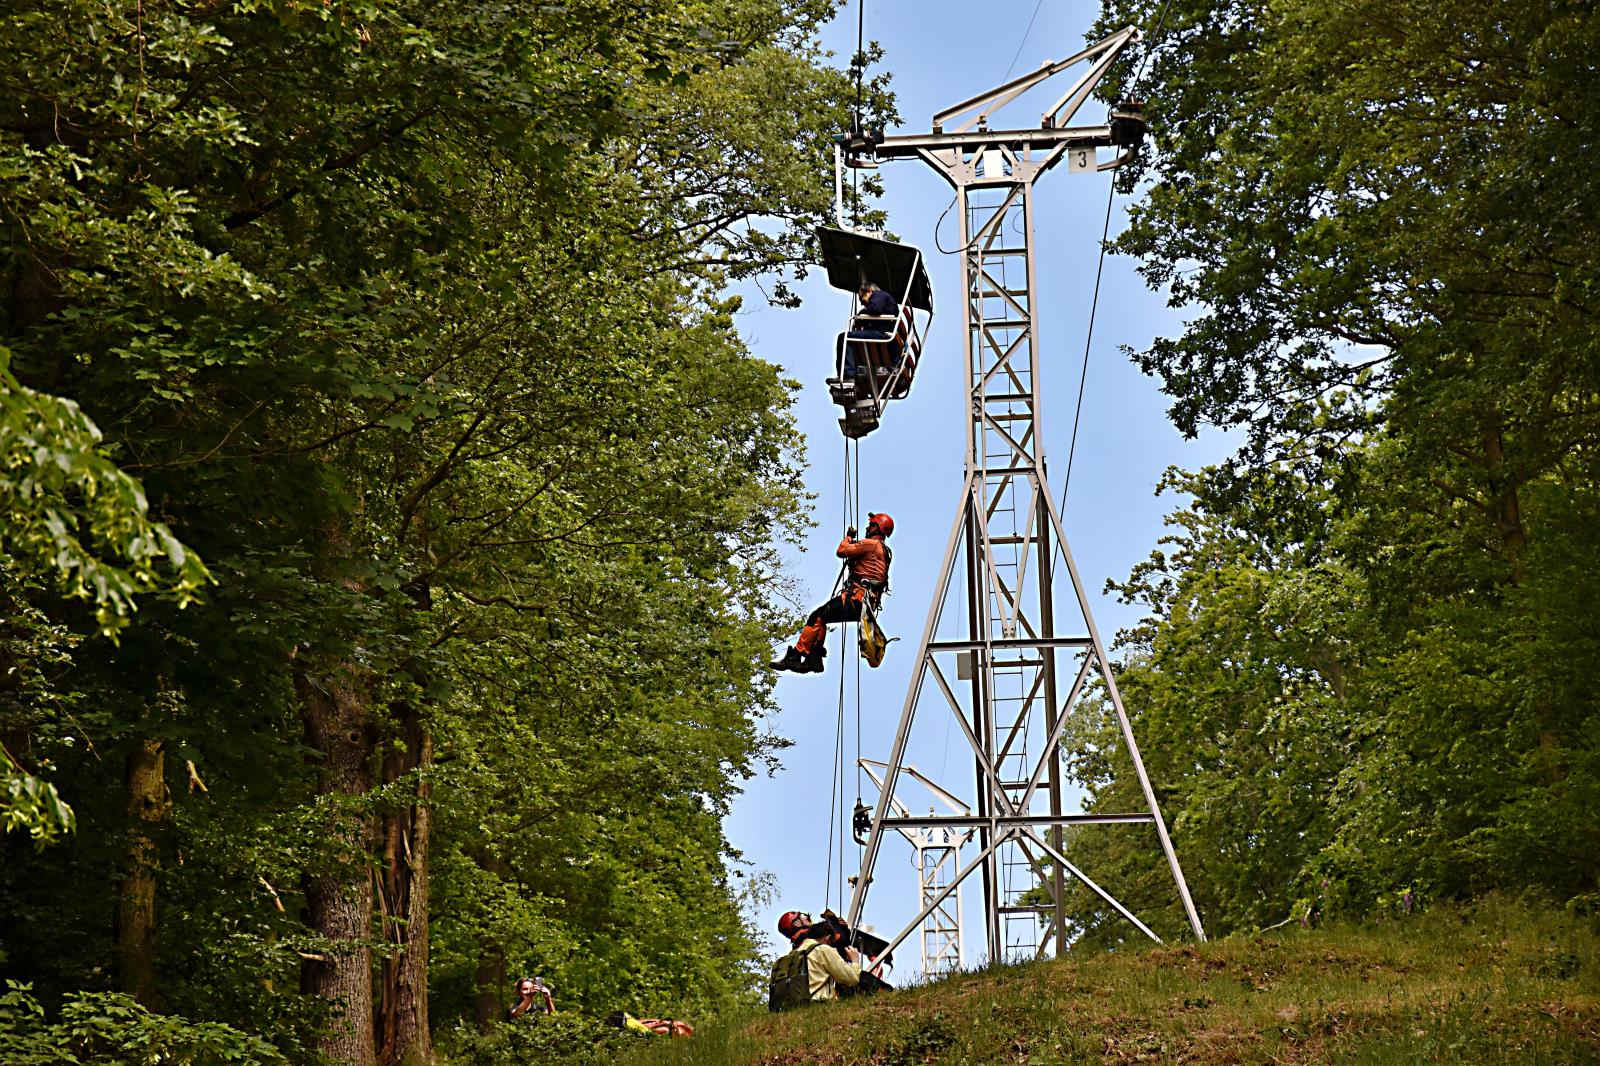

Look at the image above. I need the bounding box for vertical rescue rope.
[825,665,840,908]
[853,442,864,804]
[827,432,872,897]
[849,0,866,225]
[827,434,861,908]
[835,652,848,906]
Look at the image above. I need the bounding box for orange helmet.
[867,513,894,537]
[777,910,811,940]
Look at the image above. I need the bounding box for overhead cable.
[1059,0,1178,508]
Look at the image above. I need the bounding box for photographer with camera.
[506,975,555,1020]
[768,909,862,1009]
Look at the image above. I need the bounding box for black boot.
[770,646,807,671]
[794,643,827,674]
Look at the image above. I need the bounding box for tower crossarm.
[853,26,1148,182]
[879,813,1154,830]
[931,25,1141,134]
[873,124,1117,160]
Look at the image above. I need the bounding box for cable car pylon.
[845,25,1207,968]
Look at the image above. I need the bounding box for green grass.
[608,898,1600,1065]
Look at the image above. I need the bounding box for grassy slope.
[614,899,1600,1065]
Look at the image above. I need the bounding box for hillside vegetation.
[606,900,1599,1066]
[3,0,1598,1060]
[1045,0,1600,949]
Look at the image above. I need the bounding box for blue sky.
[723,0,1235,978]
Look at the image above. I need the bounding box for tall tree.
[2,1,877,1062]
[1052,0,1600,942]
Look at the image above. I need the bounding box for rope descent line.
[835,646,848,905]
[853,442,863,804]
[849,0,866,225]
[825,436,856,909]
[823,418,877,897]
[827,433,867,907]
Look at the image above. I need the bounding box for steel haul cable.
[1002,0,1047,82]
[933,2,1048,257]
[1060,0,1178,510]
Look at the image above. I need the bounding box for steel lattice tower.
[845,27,1206,966]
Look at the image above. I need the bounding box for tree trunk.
[117,737,169,1006]
[1481,419,1560,770]
[376,701,432,1066]
[1481,422,1529,585]
[472,945,507,1032]
[297,658,379,1066]
[471,851,511,1032]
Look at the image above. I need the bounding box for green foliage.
[0,747,74,844]
[1051,467,1358,943]
[437,1015,645,1066]
[1100,0,1600,469]
[0,982,283,1066]
[1045,0,1600,944]
[0,346,210,635]
[1,0,873,1061]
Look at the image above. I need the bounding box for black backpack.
[767,943,819,1012]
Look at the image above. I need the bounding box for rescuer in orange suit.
[770,513,893,674]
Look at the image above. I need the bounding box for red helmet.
[867,512,894,537]
[777,910,811,941]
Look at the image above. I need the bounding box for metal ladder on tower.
[846,25,1208,969]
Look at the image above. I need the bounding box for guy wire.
[1059,0,1179,514]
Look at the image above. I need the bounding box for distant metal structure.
[857,760,972,976]
[846,26,1206,965]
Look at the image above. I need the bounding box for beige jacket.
[796,937,861,1001]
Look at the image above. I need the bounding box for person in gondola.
[770,514,893,674]
[830,282,900,385]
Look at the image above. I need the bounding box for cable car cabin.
[815,227,935,439]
